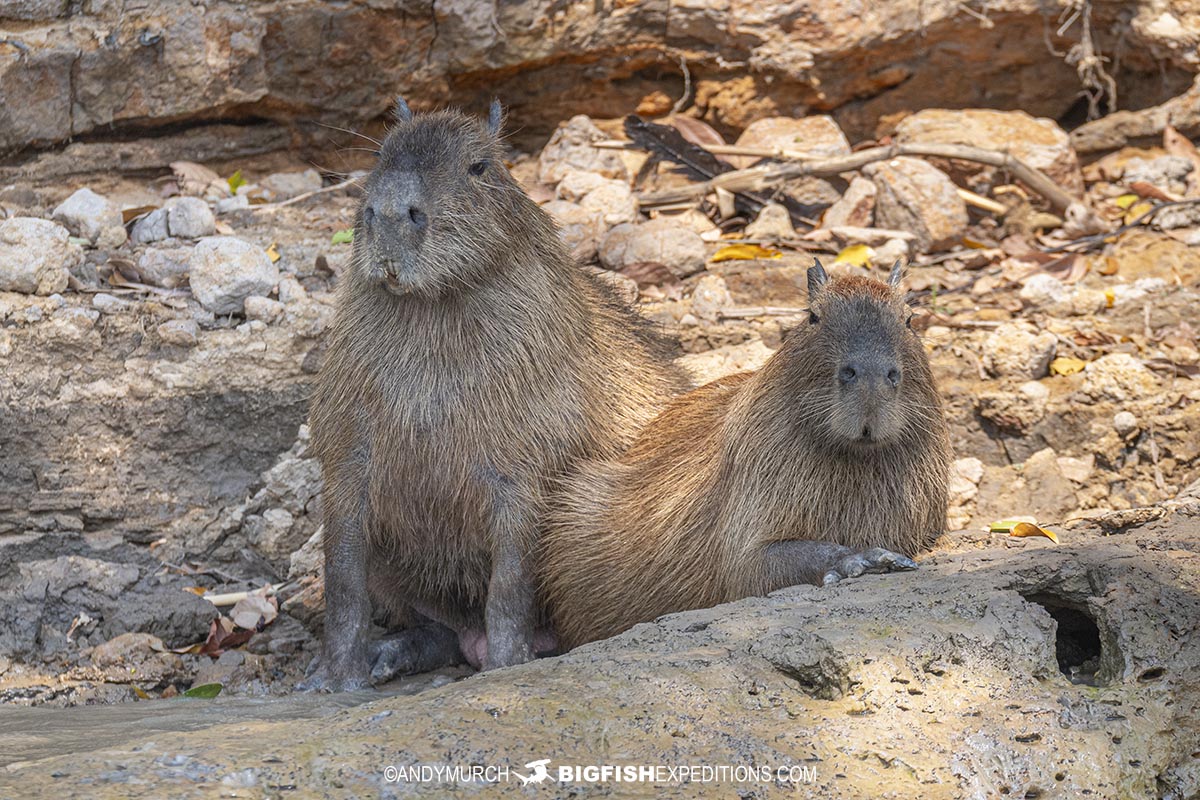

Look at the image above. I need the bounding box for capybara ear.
[888,259,905,288]
[393,96,413,123]
[487,99,504,136]
[807,258,828,297]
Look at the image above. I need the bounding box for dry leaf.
[1050,356,1087,376]
[122,205,159,225]
[170,161,225,197]
[1010,521,1059,544]
[1114,193,1140,210]
[711,243,782,262]
[989,517,1038,533]
[265,242,281,263]
[1129,181,1179,203]
[1124,200,1154,225]
[230,589,279,631]
[832,243,874,267]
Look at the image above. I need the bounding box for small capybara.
[542,261,951,650]
[301,100,687,690]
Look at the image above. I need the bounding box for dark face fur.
[355,100,532,298]
[780,262,934,450]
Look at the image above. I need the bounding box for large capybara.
[301,100,687,690]
[542,261,951,650]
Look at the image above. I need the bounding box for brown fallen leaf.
[122,205,159,225]
[198,617,255,658]
[230,588,279,631]
[170,161,226,197]
[1010,521,1059,544]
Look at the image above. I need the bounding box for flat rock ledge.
[2,513,1197,799]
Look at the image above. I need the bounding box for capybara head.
[779,260,937,450]
[355,99,533,298]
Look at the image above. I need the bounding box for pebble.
[690,274,733,322]
[822,177,876,229]
[1124,155,1193,196]
[51,188,127,248]
[744,203,795,240]
[1113,410,1140,438]
[136,247,192,288]
[543,200,606,263]
[261,169,323,201]
[188,237,279,315]
[578,180,638,226]
[599,218,707,278]
[539,116,628,184]
[91,293,128,314]
[0,217,80,295]
[1082,354,1158,402]
[981,323,1057,379]
[244,295,285,323]
[157,319,200,347]
[165,197,217,239]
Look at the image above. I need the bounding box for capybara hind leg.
[368,622,465,684]
[761,541,918,591]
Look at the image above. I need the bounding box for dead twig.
[251,176,360,213]
[597,140,1081,213]
[1044,197,1200,254]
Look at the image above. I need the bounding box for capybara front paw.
[822,547,918,586]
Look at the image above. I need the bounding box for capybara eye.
[469,160,488,176]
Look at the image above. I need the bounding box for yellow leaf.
[962,237,990,249]
[131,686,151,700]
[711,243,782,262]
[183,586,207,596]
[1010,521,1059,544]
[989,517,1038,534]
[265,242,281,263]
[1104,288,1115,308]
[1124,201,1154,224]
[1114,193,1139,210]
[1049,356,1087,376]
[227,169,247,194]
[833,243,874,267]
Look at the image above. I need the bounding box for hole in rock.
[1021,593,1104,685]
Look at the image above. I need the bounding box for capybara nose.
[887,367,901,387]
[406,206,428,230]
[839,363,859,386]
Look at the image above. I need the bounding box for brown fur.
[308,106,687,680]
[542,271,951,650]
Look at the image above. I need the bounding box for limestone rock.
[188,236,279,315]
[981,323,1057,379]
[136,246,192,288]
[744,203,795,240]
[865,157,968,253]
[1082,354,1159,403]
[599,218,707,278]
[260,169,323,200]
[539,116,627,184]
[730,115,850,169]
[51,188,126,248]
[822,177,876,229]
[690,273,732,322]
[0,217,79,294]
[543,200,605,263]
[895,109,1084,195]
